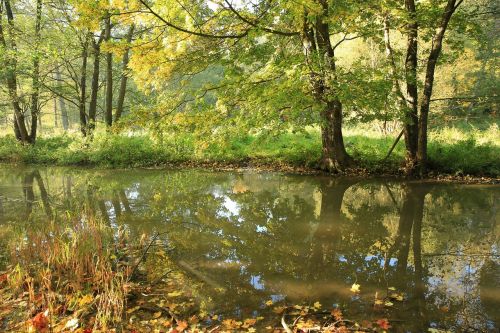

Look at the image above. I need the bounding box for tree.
[128,0,379,171]
[384,0,465,173]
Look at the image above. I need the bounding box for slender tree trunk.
[88,31,105,134]
[79,32,90,136]
[0,0,30,143]
[104,15,113,127]
[115,24,134,122]
[29,0,43,142]
[53,98,58,127]
[56,69,69,130]
[403,0,419,169]
[417,0,460,172]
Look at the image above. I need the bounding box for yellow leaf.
[167,291,182,297]
[78,294,93,307]
[265,300,273,306]
[350,283,361,293]
[313,301,321,309]
[153,311,162,318]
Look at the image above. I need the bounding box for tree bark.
[104,15,113,127]
[320,101,351,170]
[417,0,460,172]
[403,0,419,169]
[115,24,134,122]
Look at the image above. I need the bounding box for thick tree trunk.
[104,15,113,127]
[320,101,352,171]
[115,24,134,122]
[417,0,459,172]
[302,2,352,171]
[79,33,90,136]
[403,0,419,170]
[0,0,30,143]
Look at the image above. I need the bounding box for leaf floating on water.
[313,301,322,309]
[265,300,273,306]
[331,308,343,320]
[376,318,391,330]
[167,291,183,297]
[350,283,361,293]
[153,311,162,318]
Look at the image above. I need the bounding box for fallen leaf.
[350,283,361,293]
[313,301,321,309]
[376,318,391,330]
[176,320,189,332]
[153,311,162,318]
[31,310,49,331]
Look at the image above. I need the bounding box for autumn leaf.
[242,318,257,328]
[78,294,93,307]
[153,311,162,318]
[331,308,343,320]
[265,300,273,306]
[176,320,189,332]
[350,283,361,293]
[376,318,391,330]
[31,310,49,332]
[313,301,321,309]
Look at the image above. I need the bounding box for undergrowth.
[0,122,498,176]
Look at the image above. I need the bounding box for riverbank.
[0,124,498,181]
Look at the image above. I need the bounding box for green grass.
[0,122,498,176]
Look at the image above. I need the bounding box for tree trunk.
[88,30,105,134]
[403,0,419,170]
[29,0,43,142]
[79,32,90,136]
[115,24,134,122]
[302,2,352,171]
[417,0,460,172]
[56,69,69,130]
[104,15,113,127]
[320,101,352,171]
[0,0,30,143]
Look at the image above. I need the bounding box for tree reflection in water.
[0,167,498,332]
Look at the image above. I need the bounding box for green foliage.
[1,121,498,176]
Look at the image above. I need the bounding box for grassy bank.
[0,122,498,177]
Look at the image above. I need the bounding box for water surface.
[0,166,498,331]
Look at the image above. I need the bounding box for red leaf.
[376,318,391,330]
[0,273,7,284]
[32,311,49,331]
